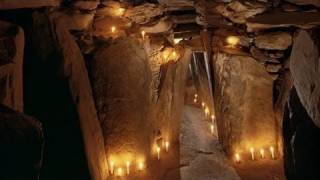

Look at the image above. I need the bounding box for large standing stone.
[91,37,152,163]
[213,52,277,154]
[0,20,24,112]
[0,104,44,180]
[290,30,320,128]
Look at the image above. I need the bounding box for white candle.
[270,146,275,159]
[250,147,255,160]
[211,115,215,123]
[110,161,114,175]
[117,167,123,177]
[141,31,146,40]
[210,124,214,135]
[235,153,240,163]
[138,161,144,171]
[126,161,130,175]
[111,26,116,33]
[260,148,265,159]
[165,141,170,152]
[156,146,161,160]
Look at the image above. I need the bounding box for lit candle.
[126,161,130,175]
[204,107,210,117]
[250,147,255,160]
[156,146,161,160]
[138,161,144,171]
[110,161,114,175]
[260,148,265,159]
[210,124,214,135]
[194,94,198,98]
[165,141,170,152]
[172,51,177,59]
[270,146,275,159]
[141,31,146,40]
[201,102,205,108]
[235,153,240,163]
[111,26,116,33]
[211,115,215,123]
[117,167,123,177]
[193,98,197,103]
[226,36,240,47]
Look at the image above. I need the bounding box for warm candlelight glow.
[117,167,124,176]
[204,107,210,116]
[116,8,125,16]
[141,31,146,40]
[211,115,215,123]
[165,141,170,152]
[111,26,116,33]
[173,38,183,44]
[226,36,240,47]
[201,102,205,108]
[270,146,275,159]
[193,98,197,103]
[235,153,241,163]
[260,148,265,159]
[210,124,214,135]
[250,147,255,160]
[172,51,177,59]
[110,161,115,175]
[138,161,144,171]
[194,94,198,98]
[156,146,161,160]
[126,161,130,175]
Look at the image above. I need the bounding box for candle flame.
[250,147,255,160]
[235,153,240,163]
[117,167,123,176]
[111,26,116,33]
[141,31,146,40]
[165,141,170,152]
[138,161,144,171]
[194,94,198,98]
[260,148,265,159]
[126,161,130,175]
[156,146,161,160]
[226,36,240,47]
[110,161,115,174]
[210,124,214,135]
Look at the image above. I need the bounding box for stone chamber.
[0,0,320,180]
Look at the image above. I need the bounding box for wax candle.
[205,107,210,117]
[235,153,240,163]
[201,102,205,108]
[194,94,198,98]
[250,147,255,160]
[111,26,116,33]
[138,161,144,171]
[156,146,161,160]
[226,36,240,47]
[260,148,265,159]
[194,98,197,103]
[165,141,170,152]
[117,167,123,177]
[126,161,130,175]
[270,146,275,159]
[210,124,214,135]
[141,31,146,40]
[110,161,115,175]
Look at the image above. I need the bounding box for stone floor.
[179,105,241,180]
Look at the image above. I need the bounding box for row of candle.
[234,146,276,163]
[109,160,144,176]
[156,140,170,160]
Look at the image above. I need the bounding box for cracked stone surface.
[180,105,241,180]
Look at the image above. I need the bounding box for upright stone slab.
[0,20,24,112]
[213,52,277,154]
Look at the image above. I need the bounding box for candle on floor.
[235,153,241,163]
[111,26,116,33]
[138,161,144,171]
[270,146,275,159]
[165,141,170,152]
[117,167,123,177]
[126,161,130,175]
[260,148,265,159]
[210,124,214,135]
[110,161,115,175]
[141,31,146,40]
[250,147,255,160]
[156,146,161,160]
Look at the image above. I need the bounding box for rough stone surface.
[290,30,320,128]
[213,52,277,154]
[283,88,320,180]
[52,16,108,180]
[0,104,44,180]
[54,11,95,31]
[0,0,59,9]
[215,1,266,24]
[124,3,163,24]
[265,64,282,73]
[284,0,320,7]
[141,17,173,34]
[91,37,152,163]
[72,0,99,10]
[254,32,292,50]
[247,12,320,32]
[0,20,24,112]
